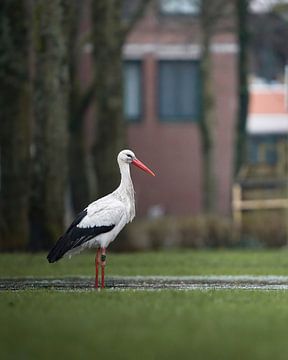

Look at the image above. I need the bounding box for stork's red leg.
[95,247,101,289]
[101,247,106,289]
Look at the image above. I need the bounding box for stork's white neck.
[119,162,132,188]
[115,161,135,221]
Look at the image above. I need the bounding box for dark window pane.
[123,61,142,120]
[178,62,198,117]
[159,62,177,117]
[159,60,200,121]
[248,138,259,164]
[248,135,280,165]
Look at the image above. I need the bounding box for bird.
[47,149,155,289]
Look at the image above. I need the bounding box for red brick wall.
[128,55,202,216]
[125,9,237,216]
[80,4,238,217]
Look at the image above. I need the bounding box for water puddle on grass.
[2,276,288,291]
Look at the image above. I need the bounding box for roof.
[247,82,288,134]
[250,0,288,13]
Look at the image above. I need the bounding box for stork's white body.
[47,149,155,288]
[67,162,136,257]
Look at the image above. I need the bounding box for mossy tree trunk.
[199,0,216,213]
[67,1,91,214]
[0,0,32,250]
[199,46,216,212]
[199,0,233,213]
[91,0,126,197]
[29,0,69,250]
[91,0,151,198]
[234,0,249,176]
[68,107,91,214]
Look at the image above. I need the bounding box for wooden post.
[232,184,242,228]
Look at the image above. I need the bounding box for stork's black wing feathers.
[47,209,115,263]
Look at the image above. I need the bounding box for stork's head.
[118,149,155,176]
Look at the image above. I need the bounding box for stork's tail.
[47,237,67,263]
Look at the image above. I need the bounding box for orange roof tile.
[249,88,287,114]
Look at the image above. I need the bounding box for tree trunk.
[67,1,91,214]
[91,0,126,197]
[30,0,69,250]
[199,2,216,213]
[0,0,32,250]
[68,128,90,213]
[234,0,249,176]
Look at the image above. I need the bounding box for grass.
[2,250,288,360]
[2,290,288,360]
[1,249,288,277]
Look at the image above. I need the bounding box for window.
[159,0,200,15]
[248,135,281,166]
[158,60,201,121]
[123,61,142,121]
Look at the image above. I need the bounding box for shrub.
[112,212,288,252]
[122,216,239,251]
[242,210,288,247]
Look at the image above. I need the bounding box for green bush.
[119,213,288,251]
[242,210,288,247]
[123,216,239,251]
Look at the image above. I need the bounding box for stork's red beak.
[132,158,155,176]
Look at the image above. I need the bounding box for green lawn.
[1,249,288,277]
[2,250,288,360]
[2,290,288,360]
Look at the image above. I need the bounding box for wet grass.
[1,249,288,277]
[2,250,288,359]
[2,289,288,360]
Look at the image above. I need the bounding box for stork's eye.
[127,154,132,159]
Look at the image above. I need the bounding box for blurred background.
[1,0,288,252]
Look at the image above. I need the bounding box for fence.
[232,183,288,228]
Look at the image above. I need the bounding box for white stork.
[47,149,155,289]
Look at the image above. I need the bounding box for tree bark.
[68,126,90,213]
[0,0,32,250]
[30,0,69,250]
[67,0,91,214]
[234,0,249,176]
[198,0,233,212]
[199,0,216,213]
[91,0,127,197]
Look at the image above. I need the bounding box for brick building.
[122,2,238,216]
[244,81,288,178]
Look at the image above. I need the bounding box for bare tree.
[91,0,151,198]
[199,0,234,212]
[0,0,32,250]
[66,0,91,214]
[29,0,69,250]
[234,0,250,176]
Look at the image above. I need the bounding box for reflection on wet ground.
[2,276,288,291]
